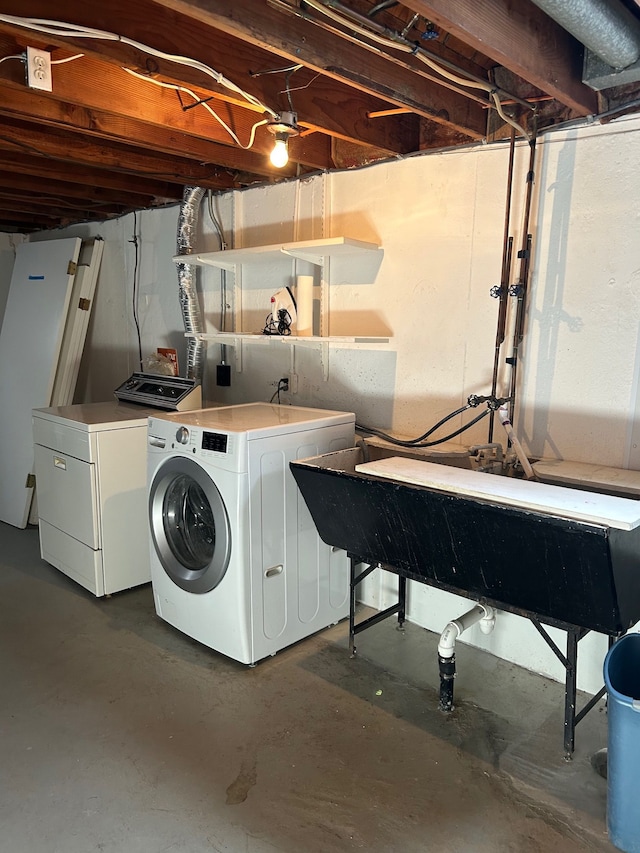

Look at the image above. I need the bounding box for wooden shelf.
[187,331,391,379]
[173,236,381,269]
[178,235,387,379]
[186,331,390,349]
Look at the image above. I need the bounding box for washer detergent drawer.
[34,443,100,549]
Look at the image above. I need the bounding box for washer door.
[149,455,231,594]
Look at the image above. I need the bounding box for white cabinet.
[32,402,152,597]
[173,237,390,376]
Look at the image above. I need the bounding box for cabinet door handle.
[53,456,66,470]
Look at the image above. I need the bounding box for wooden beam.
[0,33,333,170]
[401,0,598,115]
[0,168,164,209]
[0,9,419,154]
[0,189,123,214]
[0,8,424,153]
[0,83,331,175]
[0,0,485,137]
[0,152,182,200]
[0,194,115,221]
[0,117,244,189]
[150,0,486,136]
[0,208,60,226]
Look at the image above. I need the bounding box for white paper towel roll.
[296,275,313,336]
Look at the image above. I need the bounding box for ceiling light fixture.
[267,110,299,168]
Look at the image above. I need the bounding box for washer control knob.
[176,426,190,445]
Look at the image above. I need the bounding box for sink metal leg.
[348,557,408,657]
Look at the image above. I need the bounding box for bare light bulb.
[270,137,289,168]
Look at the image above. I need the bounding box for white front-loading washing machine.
[147,402,355,664]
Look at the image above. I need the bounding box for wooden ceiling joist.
[0,0,636,232]
[148,0,487,137]
[0,0,485,138]
[0,4,424,153]
[0,193,118,221]
[0,169,164,210]
[0,85,329,177]
[0,151,182,201]
[401,0,598,115]
[0,118,238,190]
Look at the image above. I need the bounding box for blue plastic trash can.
[604,633,640,853]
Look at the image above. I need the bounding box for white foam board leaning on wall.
[0,237,81,529]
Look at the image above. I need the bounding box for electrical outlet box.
[26,47,52,92]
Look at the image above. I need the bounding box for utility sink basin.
[290,446,640,635]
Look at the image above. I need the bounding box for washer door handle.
[264,564,283,578]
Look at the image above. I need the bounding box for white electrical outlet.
[26,47,52,92]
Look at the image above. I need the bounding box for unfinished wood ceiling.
[0,0,639,232]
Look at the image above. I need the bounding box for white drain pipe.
[438,604,496,712]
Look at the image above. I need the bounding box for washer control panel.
[148,418,242,473]
[202,431,228,454]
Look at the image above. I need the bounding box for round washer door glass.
[150,456,231,594]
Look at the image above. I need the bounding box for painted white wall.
[27,208,188,402]
[5,113,640,694]
[521,118,640,468]
[207,116,639,696]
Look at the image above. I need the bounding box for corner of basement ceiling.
[330,137,393,169]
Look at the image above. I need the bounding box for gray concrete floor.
[0,522,617,853]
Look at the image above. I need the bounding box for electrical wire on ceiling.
[123,68,268,150]
[299,0,532,138]
[0,49,83,68]
[250,62,323,98]
[50,53,84,64]
[0,14,278,118]
[284,65,300,112]
[250,63,306,166]
[0,53,24,65]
